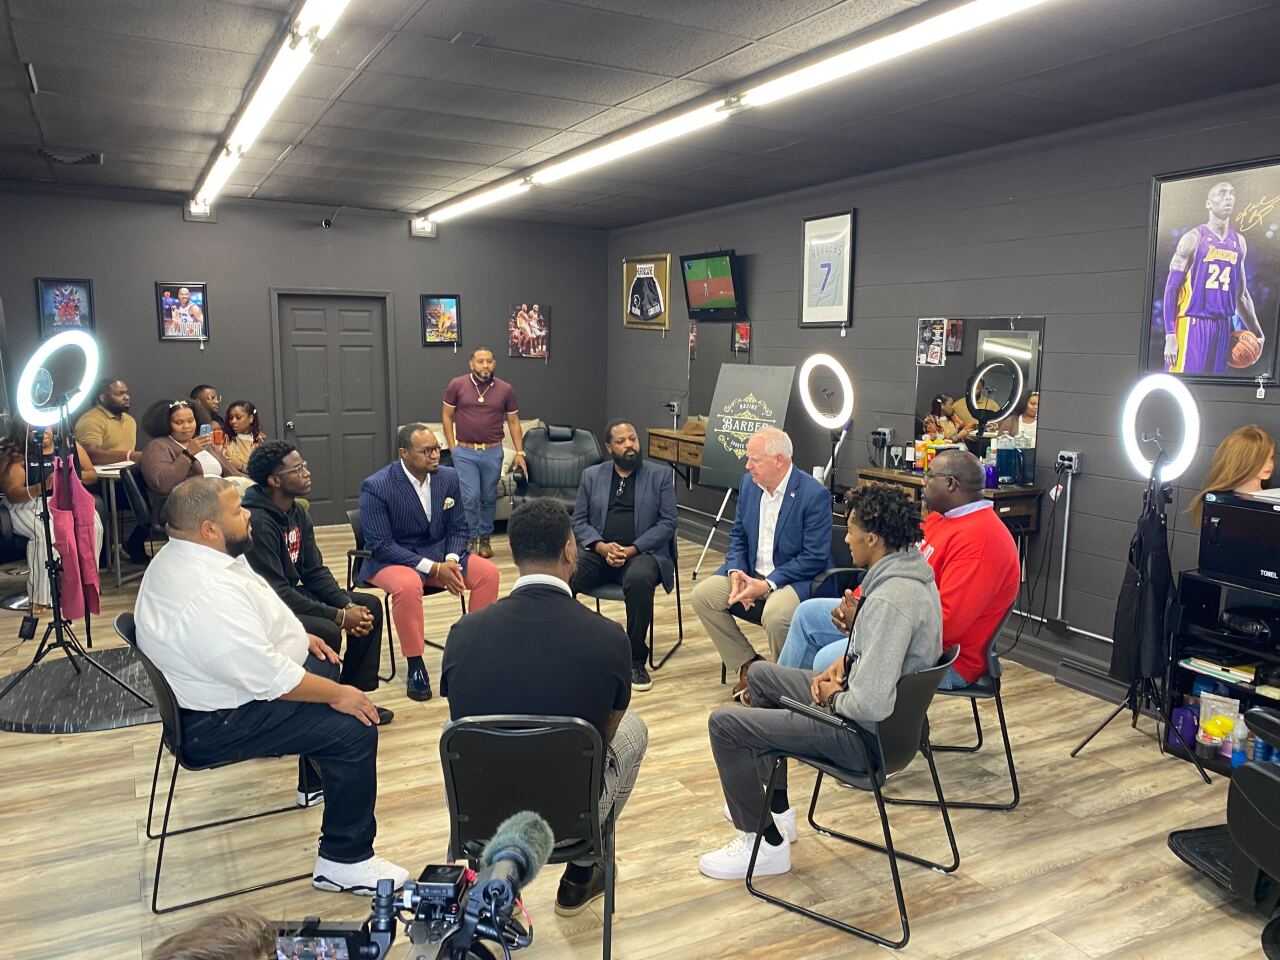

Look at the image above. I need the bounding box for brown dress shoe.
[467,538,478,556]
[478,536,494,559]
[731,655,764,704]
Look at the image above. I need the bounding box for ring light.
[16,330,99,427]
[1121,373,1200,483]
[799,353,854,429]
[967,358,1024,426]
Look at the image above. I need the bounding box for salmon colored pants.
[367,557,499,656]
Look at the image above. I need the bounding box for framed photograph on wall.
[917,317,946,367]
[945,318,966,354]
[732,321,751,353]
[421,294,461,346]
[799,210,854,329]
[623,253,671,330]
[156,282,209,341]
[508,302,549,358]
[35,278,94,337]
[1140,157,1280,384]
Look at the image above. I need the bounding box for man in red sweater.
[780,450,1019,689]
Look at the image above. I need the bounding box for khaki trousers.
[691,574,801,673]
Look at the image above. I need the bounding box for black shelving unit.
[1165,569,1280,775]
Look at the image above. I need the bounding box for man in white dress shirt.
[134,476,409,896]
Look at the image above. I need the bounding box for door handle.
[285,420,295,430]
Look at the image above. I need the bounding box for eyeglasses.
[414,445,441,456]
[273,461,310,476]
[923,470,958,483]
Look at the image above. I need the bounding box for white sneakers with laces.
[312,854,411,895]
[698,830,791,880]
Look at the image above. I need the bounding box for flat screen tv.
[679,250,744,321]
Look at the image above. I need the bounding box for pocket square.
[443,497,455,509]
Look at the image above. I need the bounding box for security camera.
[321,218,333,229]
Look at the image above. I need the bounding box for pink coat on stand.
[51,455,101,620]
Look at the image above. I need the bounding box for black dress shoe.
[554,863,605,916]
[631,663,652,691]
[376,706,395,725]
[406,667,433,702]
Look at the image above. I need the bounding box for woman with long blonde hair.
[1188,424,1275,524]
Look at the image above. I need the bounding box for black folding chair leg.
[602,817,616,960]
[378,595,397,683]
[746,758,911,949]
[933,698,984,753]
[650,574,684,671]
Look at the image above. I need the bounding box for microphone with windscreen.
[474,811,555,912]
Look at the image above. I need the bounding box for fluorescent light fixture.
[741,0,1055,108]
[1121,374,1200,483]
[427,181,531,223]
[968,358,1024,424]
[799,353,855,430]
[189,0,351,212]
[17,330,100,427]
[530,104,728,185]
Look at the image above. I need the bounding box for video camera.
[274,811,554,960]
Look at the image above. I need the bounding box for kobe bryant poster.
[1142,157,1280,385]
[623,253,671,331]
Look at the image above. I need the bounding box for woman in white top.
[997,392,1038,444]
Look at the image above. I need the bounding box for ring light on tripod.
[16,330,99,427]
[1121,373,1200,483]
[966,357,1024,426]
[799,353,854,429]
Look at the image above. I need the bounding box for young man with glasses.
[358,424,500,701]
[777,449,1019,691]
[243,441,392,723]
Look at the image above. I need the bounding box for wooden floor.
[0,529,1267,959]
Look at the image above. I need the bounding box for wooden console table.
[648,428,704,487]
[856,466,1041,536]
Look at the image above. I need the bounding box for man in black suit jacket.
[441,499,648,919]
[570,419,677,692]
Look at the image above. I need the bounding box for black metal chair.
[120,465,167,553]
[344,508,466,683]
[885,604,1020,811]
[745,647,961,950]
[512,425,602,509]
[581,534,684,670]
[440,715,616,960]
[113,612,310,914]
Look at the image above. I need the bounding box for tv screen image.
[679,250,743,320]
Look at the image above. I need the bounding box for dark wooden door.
[277,294,390,525]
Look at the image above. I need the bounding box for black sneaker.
[406,666,433,702]
[631,663,652,691]
[555,863,605,916]
[376,706,395,725]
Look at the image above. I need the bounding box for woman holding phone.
[139,399,244,496]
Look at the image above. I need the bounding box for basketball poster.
[1142,158,1280,385]
[623,253,671,331]
[508,303,549,359]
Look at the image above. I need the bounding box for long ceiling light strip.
[190,0,352,214]
[419,0,1059,224]
[426,180,532,223]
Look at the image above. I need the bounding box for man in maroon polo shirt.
[441,348,526,558]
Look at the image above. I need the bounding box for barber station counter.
[856,466,1041,536]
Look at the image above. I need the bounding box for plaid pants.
[557,711,648,863]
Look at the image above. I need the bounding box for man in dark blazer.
[442,499,647,918]
[570,419,678,691]
[690,427,834,700]
[359,423,500,701]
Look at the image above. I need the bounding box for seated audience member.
[134,477,408,894]
[140,399,244,496]
[190,383,226,431]
[150,909,273,960]
[953,378,1000,428]
[690,427,833,701]
[0,418,102,610]
[442,499,647,916]
[699,483,941,880]
[1188,424,1275,524]
[922,394,975,442]
[358,423,499,702]
[74,378,141,465]
[221,400,267,472]
[243,441,390,722]
[995,391,1038,443]
[570,419,678,691]
[779,449,1019,691]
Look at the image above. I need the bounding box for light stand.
[0,395,150,707]
[799,354,855,507]
[822,422,851,503]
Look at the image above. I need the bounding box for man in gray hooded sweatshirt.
[699,482,943,880]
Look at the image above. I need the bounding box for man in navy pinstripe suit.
[358,423,500,701]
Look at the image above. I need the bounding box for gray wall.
[0,189,607,442]
[607,84,1280,670]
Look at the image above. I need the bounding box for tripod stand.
[0,404,150,708]
[1069,443,1208,784]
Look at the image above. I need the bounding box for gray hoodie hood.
[859,547,937,596]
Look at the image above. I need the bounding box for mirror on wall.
[687,320,750,420]
[913,317,1043,453]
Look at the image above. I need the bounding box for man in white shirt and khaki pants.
[135,476,409,896]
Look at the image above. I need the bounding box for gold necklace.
[471,373,494,404]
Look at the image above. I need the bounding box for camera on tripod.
[275,811,554,960]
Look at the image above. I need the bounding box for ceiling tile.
[319,100,560,149]
[35,63,242,116]
[11,0,283,54]
[552,0,842,40]
[684,42,802,86]
[340,71,601,128]
[313,25,393,70]
[764,0,921,51]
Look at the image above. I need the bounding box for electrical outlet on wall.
[1056,450,1081,474]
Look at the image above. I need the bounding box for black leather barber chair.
[1168,707,1280,957]
[512,425,602,510]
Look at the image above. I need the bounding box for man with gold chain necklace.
[441,348,526,558]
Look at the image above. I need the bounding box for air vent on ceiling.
[36,147,103,166]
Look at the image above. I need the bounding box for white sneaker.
[312,854,410,895]
[722,801,797,843]
[296,789,324,808]
[699,831,791,880]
